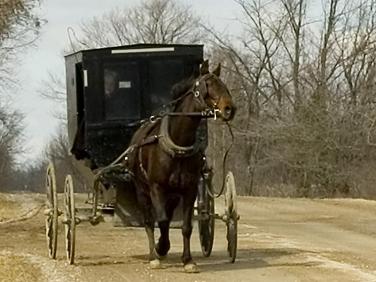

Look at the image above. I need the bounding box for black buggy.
[44,44,238,265]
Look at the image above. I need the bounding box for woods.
[205,0,376,198]
[3,0,376,198]
[0,0,41,190]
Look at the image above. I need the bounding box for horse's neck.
[168,95,201,147]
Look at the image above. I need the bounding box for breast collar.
[158,115,201,158]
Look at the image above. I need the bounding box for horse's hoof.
[154,249,166,260]
[150,259,162,269]
[156,241,170,258]
[184,263,200,273]
[156,253,167,260]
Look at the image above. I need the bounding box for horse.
[127,60,235,273]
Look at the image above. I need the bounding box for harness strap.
[138,146,149,183]
[167,110,215,117]
[158,116,200,158]
[194,75,209,109]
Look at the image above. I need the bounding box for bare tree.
[0,0,42,90]
[38,70,66,121]
[43,125,87,192]
[70,0,204,51]
[0,102,24,189]
[206,0,310,194]
[204,0,376,198]
[0,0,40,40]
[0,0,43,190]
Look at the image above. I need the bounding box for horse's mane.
[171,76,196,100]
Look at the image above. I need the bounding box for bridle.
[149,73,222,121]
[148,73,224,158]
[185,73,222,117]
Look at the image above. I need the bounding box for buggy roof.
[64,43,204,58]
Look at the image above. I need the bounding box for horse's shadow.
[72,247,323,270]
[73,255,132,267]
[199,248,322,272]
[130,247,323,272]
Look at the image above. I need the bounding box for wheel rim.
[227,216,237,263]
[225,171,238,263]
[45,162,58,259]
[225,171,237,216]
[198,175,215,257]
[198,196,215,256]
[64,175,76,265]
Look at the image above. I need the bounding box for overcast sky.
[16,0,242,161]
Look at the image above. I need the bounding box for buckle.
[213,109,220,120]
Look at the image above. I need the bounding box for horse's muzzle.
[221,105,236,121]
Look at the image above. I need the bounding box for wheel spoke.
[64,175,76,265]
[45,162,58,260]
[198,174,215,257]
[225,171,238,263]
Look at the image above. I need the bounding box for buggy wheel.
[64,175,76,265]
[198,175,215,257]
[225,171,238,263]
[45,162,58,259]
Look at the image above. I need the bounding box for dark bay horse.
[127,60,235,273]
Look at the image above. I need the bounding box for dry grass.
[0,193,44,222]
[0,194,21,221]
[0,254,43,282]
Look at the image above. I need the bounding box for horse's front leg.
[181,191,199,273]
[146,183,171,268]
[144,214,161,269]
[156,196,179,257]
[136,188,160,269]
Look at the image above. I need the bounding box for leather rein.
[143,73,219,158]
[150,73,221,121]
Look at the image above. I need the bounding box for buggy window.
[104,62,140,120]
[149,60,184,113]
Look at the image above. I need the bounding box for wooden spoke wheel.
[64,175,76,265]
[45,162,58,259]
[225,171,238,263]
[197,174,215,257]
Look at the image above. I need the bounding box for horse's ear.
[200,60,209,75]
[212,63,221,77]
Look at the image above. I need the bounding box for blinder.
[193,74,211,109]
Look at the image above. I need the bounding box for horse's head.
[193,60,236,121]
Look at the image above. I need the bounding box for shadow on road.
[199,248,322,272]
[75,255,136,267]
[126,247,323,272]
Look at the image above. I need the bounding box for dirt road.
[1,193,376,282]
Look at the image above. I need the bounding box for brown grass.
[0,254,43,282]
[0,194,21,221]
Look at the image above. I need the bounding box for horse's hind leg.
[156,196,179,257]
[181,192,199,273]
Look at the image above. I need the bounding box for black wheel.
[198,174,215,257]
[64,175,76,265]
[225,171,238,263]
[45,162,58,259]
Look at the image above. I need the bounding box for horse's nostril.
[224,106,232,115]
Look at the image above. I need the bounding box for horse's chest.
[167,161,199,189]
